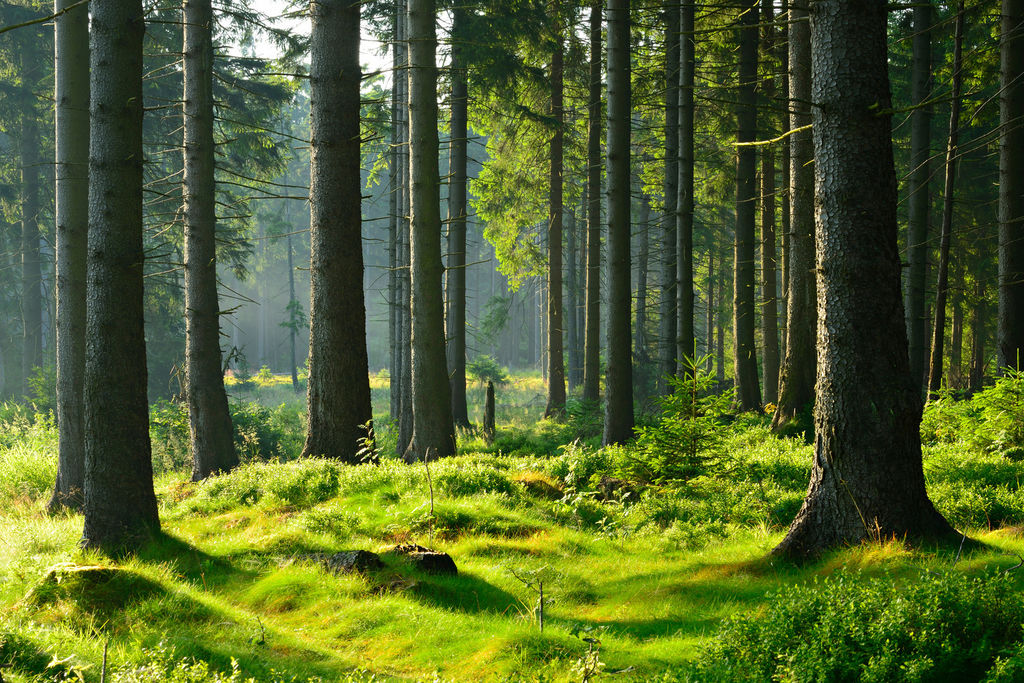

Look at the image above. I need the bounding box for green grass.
[4,380,1024,680]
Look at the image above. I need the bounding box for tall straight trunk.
[716,246,726,385]
[970,276,986,391]
[635,193,651,363]
[998,0,1024,371]
[604,0,634,445]
[567,203,579,392]
[397,0,414,453]
[82,0,160,549]
[759,0,779,405]
[950,275,963,387]
[927,2,964,396]
[545,34,567,418]
[20,41,43,394]
[405,0,456,461]
[660,0,679,391]
[771,0,815,431]
[303,0,372,462]
[778,0,790,354]
[774,0,954,559]
[447,7,470,427]
[287,232,298,391]
[906,1,933,389]
[583,0,602,402]
[733,0,760,411]
[49,0,89,512]
[184,0,237,479]
[706,244,714,358]
[677,0,696,373]
[389,1,401,420]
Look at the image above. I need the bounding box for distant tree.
[302,0,373,462]
[18,25,43,395]
[603,0,633,445]
[774,0,954,558]
[582,0,602,403]
[998,0,1024,371]
[183,0,237,480]
[676,0,695,375]
[659,0,679,392]
[544,24,567,419]
[49,0,89,511]
[758,0,779,405]
[82,0,160,549]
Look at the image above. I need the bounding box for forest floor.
[3,373,1024,681]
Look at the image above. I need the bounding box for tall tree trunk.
[950,273,963,388]
[583,0,602,403]
[706,243,714,359]
[405,0,456,461]
[184,0,237,479]
[635,193,651,365]
[603,0,634,445]
[659,0,679,391]
[906,1,933,390]
[771,0,815,431]
[82,0,160,549]
[970,276,986,391]
[716,246,726,385]
[927,1,964,397]
[778,0,790,354]
[49,0,89,512]
[545,33,567,418]
[773,0,954,559]
[287,232,299,391]
[20,40,43,395]
[567,202,579,392]
[733,0,760,411]
[447,6,470,427]
[759,0,779,405]
[302,0,373,462]
[389,1,402,420]
[998,0,1024,371]
[397,0,414,454]
[677,0,696,373]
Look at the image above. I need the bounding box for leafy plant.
[466,355,511,385]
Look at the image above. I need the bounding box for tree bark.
[389,0,402,421]
[998,0,1024,371]
[405,0,456,461]
[635,192,651,368]
[545,33,567,418]
[659,0,679,391]
[677,0,696,374]
[771,0,815,431]
[603,0,634,445]
[583,0,602,403]
[302,0,373,462]
[906,1,933,390]
[927,1,964,397]
[759,0,779,405]
[184,0,237,479]
[447,6,470,427]
[82,0,160,549]
[567,202,580,392]
[20,40,43,395]
[774,0,955,559]
[49,0,89,512]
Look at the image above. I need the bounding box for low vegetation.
[3,371,1024,680]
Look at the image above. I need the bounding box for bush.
[694,570,1024,682]
[548,441,612,492]
[466,355,511,385]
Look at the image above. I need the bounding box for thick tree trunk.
[583,0,602,403]
[82,0,160,549]
[659,0,679,392]
[20,40,43,395]
[998,0,1024,371]
[405,0,456,461]
[677,0,696,373]
[603,0,634,445]
[927,2,964,397]
[302,0,373,462]
[772,0,815,431]
[545,34,567,418]
[774,0,955,559]
[733,0,760,411]
[50,0,89,512]
[906,1,933,390]
[184,0,237,480]
[447,7,470,427]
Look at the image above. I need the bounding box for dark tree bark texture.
[447,7,470,427]
[677,0,696,373]
[545,34,567,418]
[583,0,602,403]
[660,0,679,391]
[998,0,1024,371]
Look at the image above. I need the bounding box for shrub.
[466,355,511,385]
[548,441,612,492]
[694,570,1024,682]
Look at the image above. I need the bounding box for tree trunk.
[405,0,456,461]
[706,244,714,359]
[659,0,679,391]
[970,276,986,392]
[389,0,402,420]
[998,0,1024,371]
[49,0,89,512]
[545,33,567,418]
[906,1,933,391]
[20,40,43,395]
[603,0,634,445]
[82,0,160,549]
[950,276,963,389]
[677,0,696,373]
[759,0,779,405]
[771,0,815,431]
[567,202,579,392]
[635,193,651,372]
[447,6,470,427]
[183,0,237,479]
[773,0,955,559]
[583,0,602,403]
[927,2,964,397]
[716,245,726,386]
[397,0,414,454]
[778,0,790,355]
[287,232,298,392]
[302,0,373,462]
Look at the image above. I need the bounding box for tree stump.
[483,380,496,443]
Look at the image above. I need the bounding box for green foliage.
[625,357,735,484]
[466,355,511,385]
[694,570,1024,682]
[0,410,57,504]
[921,369,1024,454]
[25,363,56,414]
